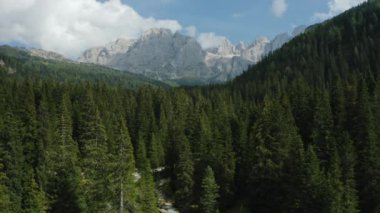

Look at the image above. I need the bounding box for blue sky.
[0,0,367,57]
[124,0,329,42]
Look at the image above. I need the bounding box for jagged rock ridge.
[78,26,306,83]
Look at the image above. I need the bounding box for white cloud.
[0,0,182,58]
[314,0,367,21]
[182,26,226,49]
[272,0,287,17]
[184,26,197,37]
[197,32,227,49]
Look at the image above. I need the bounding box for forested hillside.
[0,46,168,89]
[1,1,380,213]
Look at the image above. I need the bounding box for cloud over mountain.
[314,0,367,20]
[272,0,287,17]
[0,0,182,58]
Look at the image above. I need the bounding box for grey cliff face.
[77,38,135,65]
[109,29,210,80]
[78,27,306,84]
[28,48,68,61]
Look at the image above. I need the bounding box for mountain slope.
[226,2,380,211]
[234,1,380,94]
[0,45,168,89]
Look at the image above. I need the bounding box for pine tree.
[339,133,359,213]
[35,85,52,193]
[280,95,308,212]
[247,97,293,212]
[136,133,148,170]
[311,90,336,168]
[0,111,23,211]
[327,150,345,213]
[351,80,380,213]
[200,166,219,213]
[14,80,50,211]
[174,134,194,210]
[136,141,158,213]
[302,146,331,213]
[0,163,12,212]
[75,88,110,211]
[109,115,138,212]
[20,168,47,213]
[331,77,346,132]
[48,94,86,213]
[148,133,164,169]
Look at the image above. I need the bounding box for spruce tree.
[109,115,138,212]
[48,94,86,213]
[174,134,194,210]
[311,90,336,168]
[302,146,331,213]
[137,143,158,213]
[352,80,380,213]
[327,150,345,213]
[20,168,47,213]
[200,166,219,213]
[339,133,359,213]
[0,163,12,212]
[75,88,110,211]
[148,133,164,169]
[247,97,293,212]
[0,111,23,211]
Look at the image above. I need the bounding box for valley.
[1,1,380,213]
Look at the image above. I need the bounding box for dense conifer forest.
[1,1,380,212]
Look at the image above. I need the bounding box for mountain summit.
[78,27,306,84]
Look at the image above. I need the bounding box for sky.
[0,0,368,58]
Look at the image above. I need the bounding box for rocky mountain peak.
[255,36,270,44]
[292,25,306,37]
[236,42,247,51]
[78,38,135,65]
[141,28,173,39]
[216,39,237,57]
[78,26,305,84]
[28,48,68,61]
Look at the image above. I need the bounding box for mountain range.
[1,1,380,212]
[78,26,306,84]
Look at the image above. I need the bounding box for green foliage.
[200,166,219,213]
[0,163,12,212]
[174,134,194,210]
[137,149,159,213]
[0,1,380,213]
[0,45,169,90]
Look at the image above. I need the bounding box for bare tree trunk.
[120,179,124,213]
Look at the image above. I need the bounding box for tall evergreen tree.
[148,133,164,169]
[247,97,297,212]
[0,163,12,211]
[302,146,331,213]
[0,111,23,211]
[174,134,194,211]
[339,133,359,213]
[20,167,47,213]
[200,166,219,213]
[311,90,336,168]
[109,115,138,213]
[48,94,86,213]
[136,139,158,213]
[75,88,110,211]
[351,79,380,213]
